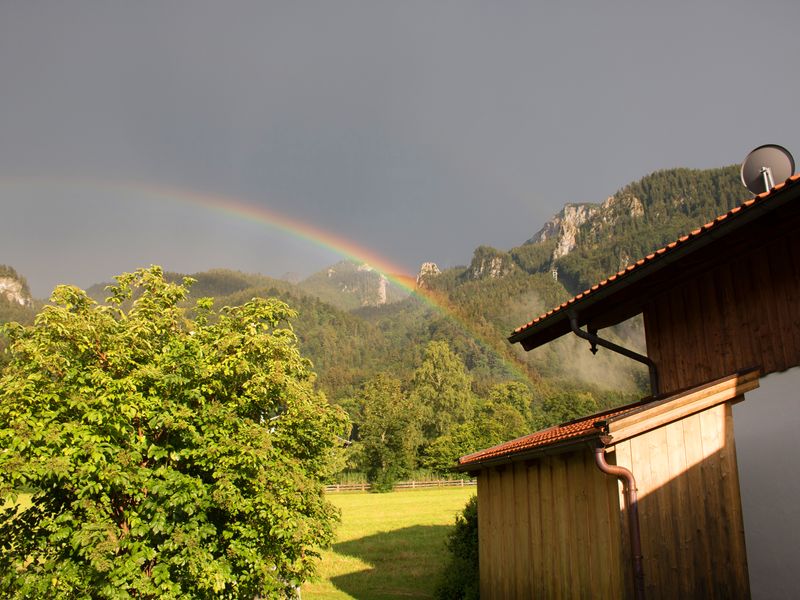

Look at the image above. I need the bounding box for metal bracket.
[568,311,659,397]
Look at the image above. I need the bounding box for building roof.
[456,402,644,469]
[508,174,800,351]
[456,370,758,470]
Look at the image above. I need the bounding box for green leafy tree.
[422,383,532,474]
[420,423,480,475]
[0,267,348,599]
[485,381,533,425]
[531,389,599,430]
[411,341,476,440]
[478,402,529,448]
[354,374,423,491]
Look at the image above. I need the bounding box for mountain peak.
[526,203,602,260]
[0,265,33,307]
[516,165,744,291]
[301,261,409,310]
[416,262,441,288]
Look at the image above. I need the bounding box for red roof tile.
[511,174,800,338]
[458,370,758,469]
[457,400,646,468]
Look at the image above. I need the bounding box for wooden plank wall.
[610,403,749,599]
[477,450,626,599]
[644,228,800,394]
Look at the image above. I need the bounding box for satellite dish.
[740,144,795,194]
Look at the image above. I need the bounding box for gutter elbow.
[595,446,646,600]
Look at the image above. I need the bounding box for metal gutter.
[457,437,647,600]
[595,445,646,600]
[568,311,659,397]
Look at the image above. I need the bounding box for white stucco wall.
[733,367,800,600]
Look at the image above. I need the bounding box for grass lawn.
[302,486,475,600]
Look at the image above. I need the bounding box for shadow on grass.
[330,525,450,599]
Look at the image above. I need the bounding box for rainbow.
[1,176,531,381]
[2,176,418,288]
[128,182,418,286]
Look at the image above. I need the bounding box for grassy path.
[302,487,475,600]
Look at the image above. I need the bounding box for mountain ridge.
[296,259,410,311]
[2,163,751,402]
[512,164,745,292]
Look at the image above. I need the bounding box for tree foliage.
[0,267,348,599]
[531,389,599,430]
[421,381,533,473]
[351,374,423,490]
[411,341,476,440]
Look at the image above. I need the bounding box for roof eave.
[453,432,601,472]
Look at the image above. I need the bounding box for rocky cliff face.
[527,195,645,263]
[416,262,441,289]
[300,261,406,309]
[354,264,390,307]
[0,271,32,307]
[376,274,388,305]
[528,203,599,260]
[467,247,515,280]
[469,255,512,279]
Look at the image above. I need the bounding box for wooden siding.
[644,225,800,394]
[477,450,625,599]
[610,402,749,599]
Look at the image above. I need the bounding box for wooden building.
[457,173,800,598]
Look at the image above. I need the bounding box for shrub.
[436,495,479,600]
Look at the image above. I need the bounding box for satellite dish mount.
[759,165,774,191]
[740,144,795,195]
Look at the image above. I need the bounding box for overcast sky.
[2,1,799,297]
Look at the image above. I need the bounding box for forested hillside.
[527,165,745,292]
[0,164,752,485]
[298,260,410,310]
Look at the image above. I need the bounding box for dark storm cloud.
[1,1,799,296]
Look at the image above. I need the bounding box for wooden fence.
[324,478,476,493]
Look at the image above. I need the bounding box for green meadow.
[2,488,473,598]
[303,487,475,600]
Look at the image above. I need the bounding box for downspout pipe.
[595,446,646,600]
[568,312,659,397]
